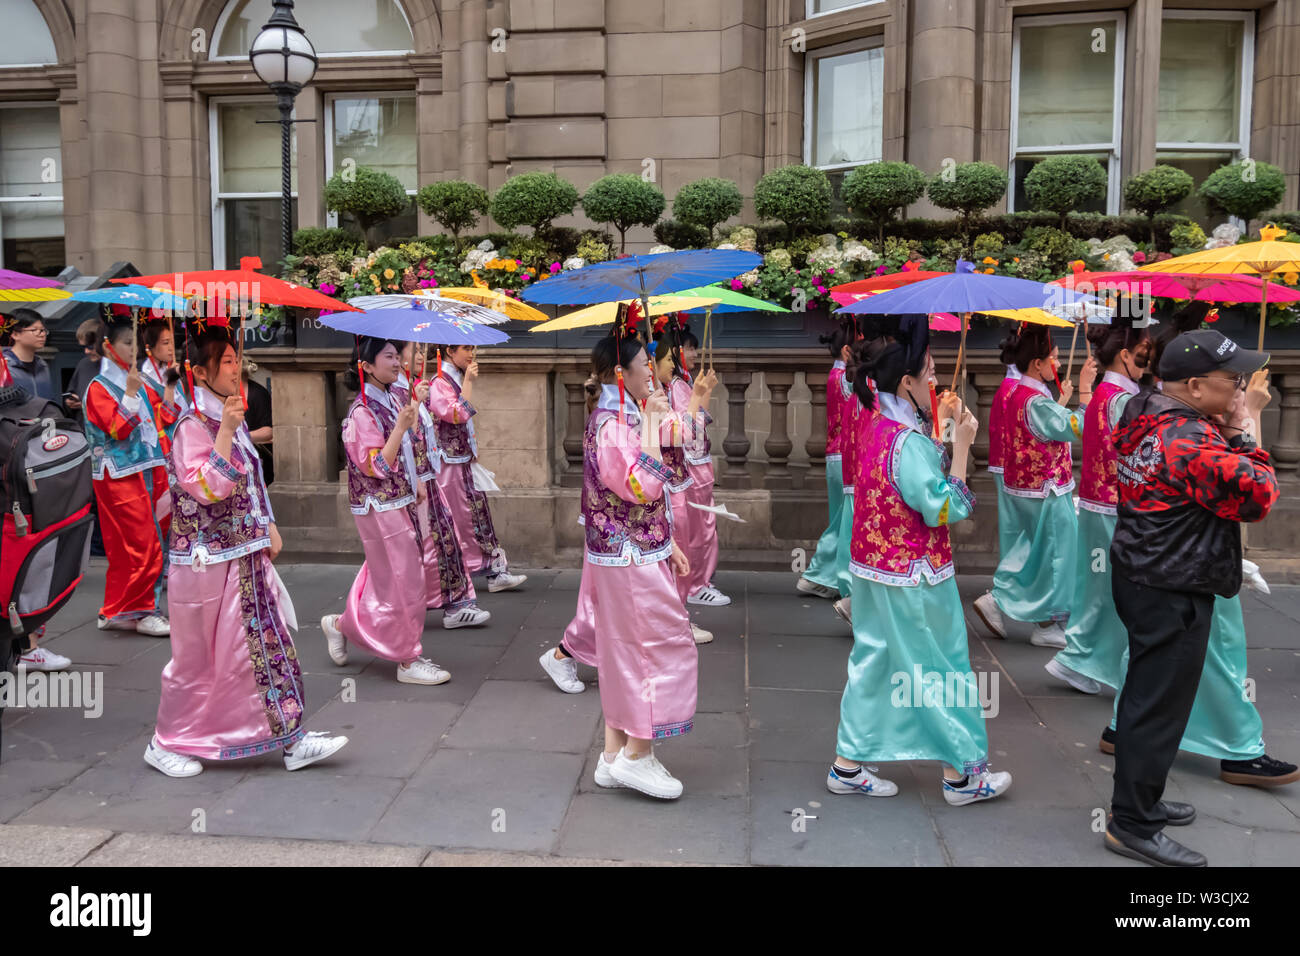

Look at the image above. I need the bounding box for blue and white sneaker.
[942,769,1012,806]
[826,763,898,797]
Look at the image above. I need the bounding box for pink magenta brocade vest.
[826,365,845,458]
[1003,382,1073,497]
[1078,380,1127,513]
[850,415,955,586]
[988,375,1020,474]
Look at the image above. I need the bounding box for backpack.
[0,386,93,639]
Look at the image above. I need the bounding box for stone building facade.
[2,0,1297,277]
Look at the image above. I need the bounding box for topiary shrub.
[1124,165,1195,245]
[1021,225,1089,272]
[926,161,1008,236]
[1024,155,1108,230]
[323,166,411,250]
[292,226,367,259]
[489,172,580,237]
[840,162,927,246]
[673,178,744,242]
[1169,220,1208,256]
[754,164,833,240]
[653,218,711,249]
[971,231,1006,260]
[417,180,490,240]
[1199,160,1287,232]
[581,174,666,252]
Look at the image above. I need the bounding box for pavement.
[1,561,1298,867]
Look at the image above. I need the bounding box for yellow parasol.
[1138,224,1300,349]
[528,295,722,332]
[429,285,550,323]
[0,287,70,302]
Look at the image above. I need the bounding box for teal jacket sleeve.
[1026,395,1083,443]
[894,431,976,529]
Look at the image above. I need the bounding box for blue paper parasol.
[518,249,763,306]
[73,284,192,313]
[319,299,509,346]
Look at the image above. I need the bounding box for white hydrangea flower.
[807,246,845,273]
[727,227,758,251]
[647,245,674,255]
[477,239,494,251]
[841,240,878,263]
[715,242,738,251]
[1208,222,1242,248]
[739,268,760,289]
[562,256,586,271]
[765,248,792,270]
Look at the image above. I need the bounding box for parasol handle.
[1258,270,1272,352]
[949,312,970,396]
[1065,319,1081,384]
[703,306,714,372]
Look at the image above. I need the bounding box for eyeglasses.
[19,327,48,336]
[1197,372,1246,391]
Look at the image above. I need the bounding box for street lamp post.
[249,0,317,261]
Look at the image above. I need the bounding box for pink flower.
[521,273,531,281]
[815,285,827,294]
[875,265,888,276]
[827,268,836,275]
[730,279,743,291]
[549,262,561,273]
[1132,251,1147,263]
[318,282,336,295]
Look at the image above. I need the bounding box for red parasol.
[830,268,950,297]
[112,257,363,314]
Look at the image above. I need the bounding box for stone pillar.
[804,370,828,479]
[561,378,587,487]
[271,369,335,487]
[294,88,324,231]
[973,371,1001,472]
[764,371,795,489]
[1255,0,1300,210]
[1273,374,1300,483]
[906,0,977,216]
[720,370,753,489]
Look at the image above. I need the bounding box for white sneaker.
[687,585,731,606]
[320,614,348,665]
[973,592,1007,639]
[826,763,899,797]
[690,622,714,645]
[444,604,491,629]
[609,747,683,800]
[1045,657,1101,694]
[1030,622,1068,649]
[942,769,1012,806]
[833,597,851,625]
[136,614,170,637]
[488,571,527,593]
[17,647,71,671]
[796,577,839,600]
[97,614,138,631]
[593,752,624,789]
[284,731,349,771]
[539,647,584,693]
[397,657,451,685]
[143,736,203,778]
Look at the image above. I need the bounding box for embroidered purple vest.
[582,408,672,566]
[659,378,694,492]
[168,412,273,565]
[850,416,955,586]
[345,394,416,514]
[432,371,474,463]
[392,384,435,480]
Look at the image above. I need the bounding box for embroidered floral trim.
[219,728,305,761]
[584,540,673,567]
[455,398,476,423]
[949,477,976,512]
[369,448,394,478]
[171,537,270,566]
[1002,477,1076,499]
[629,472,649,503]
[1078,498,1118,516]
[849,556,955,587]
[350,492,418,515]
[685,452,713,466]
[988,465,1004,475]
[196,471,221,503]
[637,451,674,485]
[826,453,843,463]
[93,455,167,481]
[651,718,693,740]
[207,449,242,482]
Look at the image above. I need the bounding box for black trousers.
[1110,573,1215,838]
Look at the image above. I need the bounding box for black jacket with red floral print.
[1110,387,1278,597]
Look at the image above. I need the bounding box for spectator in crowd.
[241,361,274,485]
[65,317,107,422]
[2,309,58,404]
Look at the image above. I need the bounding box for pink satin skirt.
[419,479,476,610]
[560,564,597,666]
[340,506,425,663]
[154,551,306,760]
[589,557,697,741]
[682,459,719,597]
[435,461,499,574]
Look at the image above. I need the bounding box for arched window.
[213,0,414,59]
[0,1,57,66]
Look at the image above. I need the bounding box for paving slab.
[441,678,603,753]
[555,792,749,864]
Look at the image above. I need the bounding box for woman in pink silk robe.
[147,328,347,777]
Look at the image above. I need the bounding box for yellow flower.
[505,260,517,273]
[384,268,395,279]
[1103,253,1111,261]
[1284,272,1298,286]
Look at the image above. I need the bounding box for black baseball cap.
[1157,329,1268,381]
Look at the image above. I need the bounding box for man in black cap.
[1105,329,1278,866]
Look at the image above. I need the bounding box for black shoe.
[1157,800,1195,827]
[1105,821,1206,867]
[1099,726,1116,755]
[1220,754,1300,788]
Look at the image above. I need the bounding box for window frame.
[0,1,57,67]
[209,95,299,269]
[322,90,418,230]
[802,35,887,174]
[1155,9,1254,156]
[1008,10,1127,214]
[0,101,64,270]
[804,0,886,20]
[210,0,416,61]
